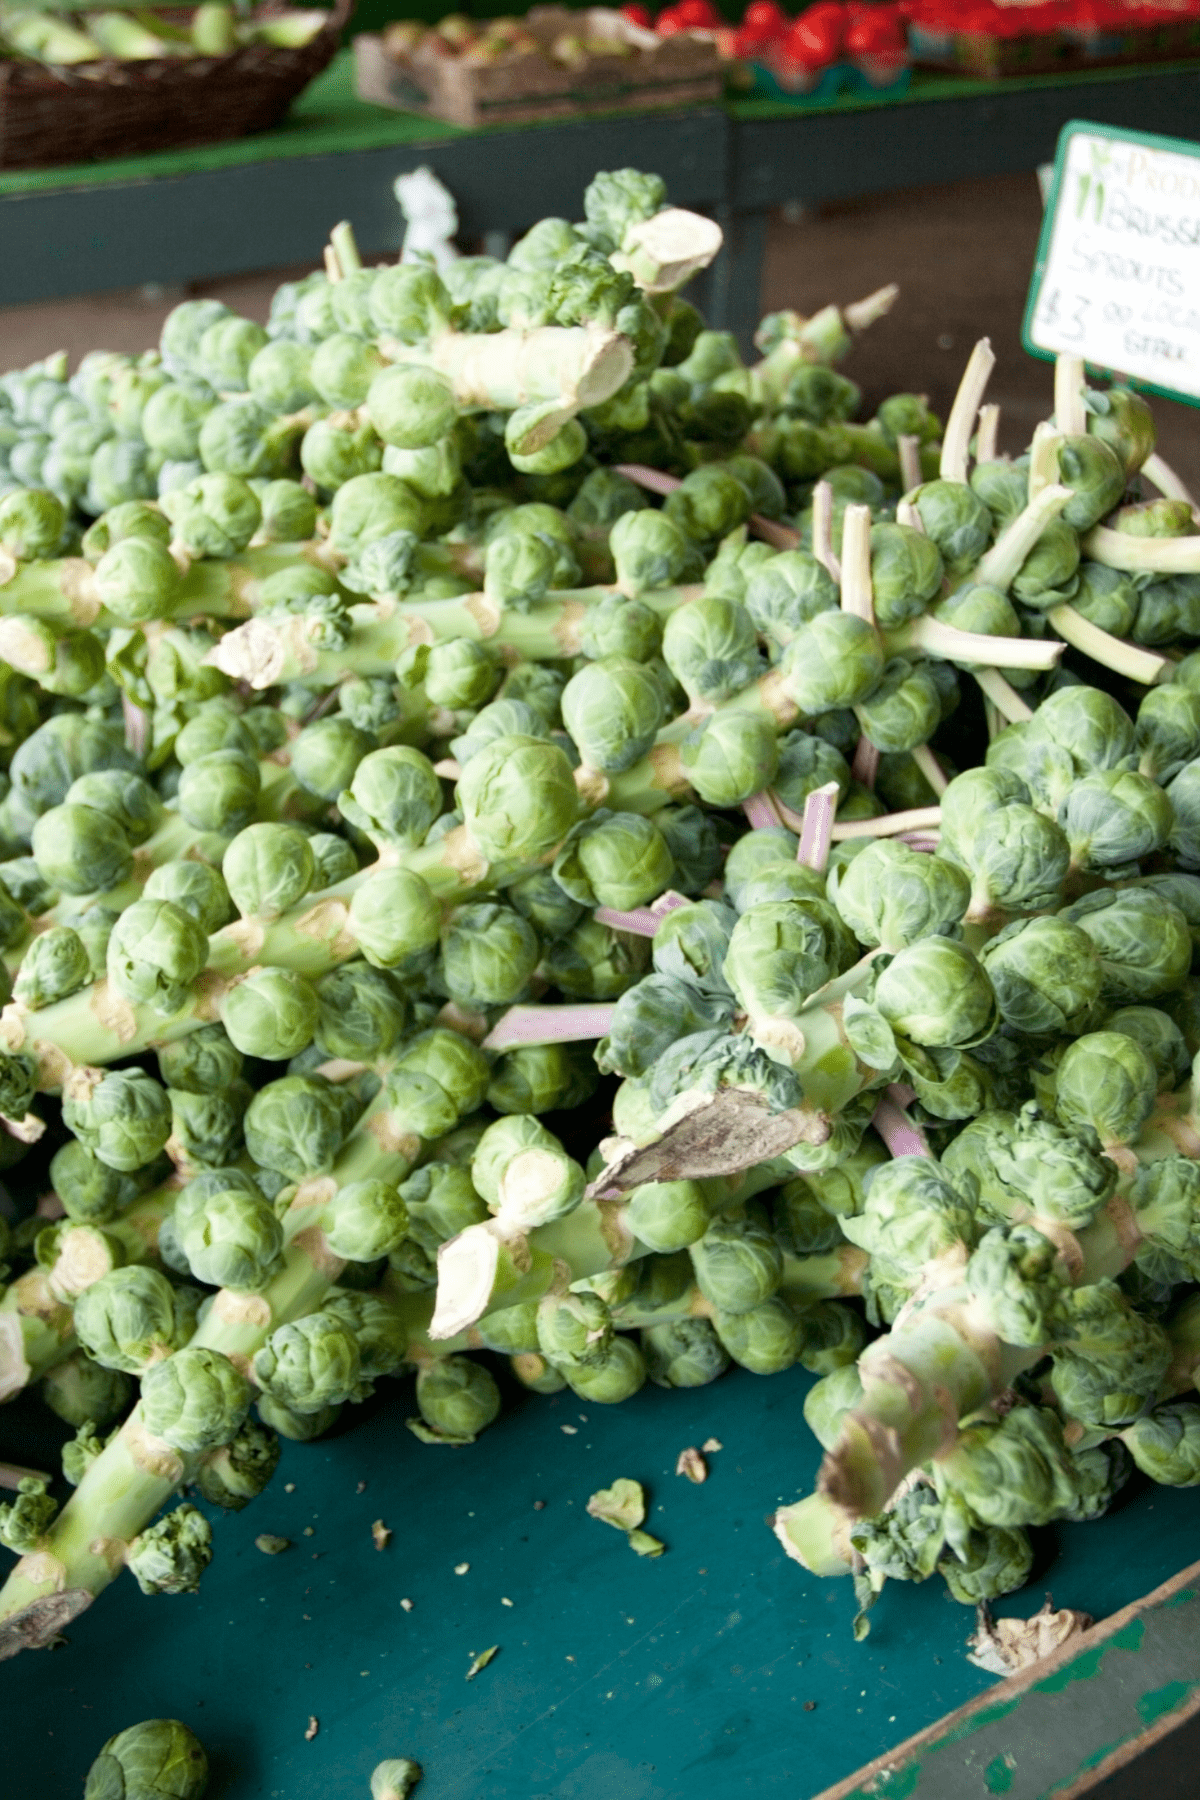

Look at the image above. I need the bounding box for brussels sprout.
[176,748,261,835]
[414,638,496,714]
[256,1392,341,1441]
[843,1157,975,1299]
[865,521,943,628]
[73,1265,195,1372]
[740,550,837,651]
[653,803,722,898]
[140,1345,251,1456]
[195,1417,281,1512]
[300,415,382,491]
[553,810,673,912]
[253,1311,362,1413]
[931,582,1021,646]
[561,656,664,775]
[874,938,996,1047]
[1052,433,1126,529]
[321,1178,408,1262]
[829,839,969,951]
[1069,560,1140,636]
[774,1176,844,1256]
[722,899,837,1039]
[662,467,752,546]
[161,471,261,559]
[124,1503,213,1596]
[944,801,1071,917]
[168,1083,248,1172]
[712,1296,800,1374]
[650,898,736,999]
[1059,769,1173,874]
[1167,761,1200,868]
[979,915,1104,1036]
[680,710,779,809]
[771,731,849,817]
[288,717,372,805]
[439,901,539,1009]
[63,1069,173,1173]
[1054,1029,1158,1148]
[458,735,579,869]
[722,826,797,904]
[222,966,318,1060]
[1061,887,1191,1003]
[49,1139,136,1224]
[174,704,255,765]
[365,363,456,452]
[246,338,319,414]
[911,479,994,573]
[12,924,89,1008]
[1107,1004,1190,1092]
[307,332,384,411]
[1136,685,1200,785]
[173,1167,282,1290]
[539,915,650,1000]
[609,508,701,597]
[10,713,137,821]
[244,1073,349,1179]
[144,861,233,934]
[106,897,209,1015]
[661,594,762,706]
[938,765,1030,861]
[943,1104,1115,1232]
[413,1355,501,1442]
[66,770,162,847]
[31,802,133,897]
[322,1289,410,1381]
[1132,573,1200,647]
[781,610,885,714]
[537,1287,613,1367]
[487,1042,595,1116]
[640,1316,729,1389]
[338,746,443,853]
[625,1179,713,1254]
[1136,873,1200,966]
[348,867,442,969]
[1123,1402,1200,1486]
[312,963,407,1064]
[84,1718,209,1800]
[506,869,585,943]
[392,1027,490,1121]
[1050,1279,1172,1427]
[854,658,942,755]
[0,486,63,559]
[41,1350,132,1429]
[688,1214,784,1314]
[596,972,733,1078]
[1086,382,1155,474]
[222,823,315,922]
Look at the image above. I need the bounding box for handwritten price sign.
[1023,121,1200,408]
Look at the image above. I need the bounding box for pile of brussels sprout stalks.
[1,170,1200,1663]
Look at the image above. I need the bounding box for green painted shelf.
[3,1351,1199,1797]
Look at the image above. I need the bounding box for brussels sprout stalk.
[975,404,1000,466]
[1142,451,1198,512]
[972,668,1033,725]
[1083,524,1200,574]
[481,1003,618,1051]
[1054,354,1088,439]
[940,339,995,486]
[797,781,839,871]
[1046,603,1172,686]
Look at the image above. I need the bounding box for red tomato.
[785,1,845,63]
[656,4,686,31]
[620,2,654,23]
[743,0,788,31]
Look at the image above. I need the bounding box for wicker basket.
[0,0,351,172]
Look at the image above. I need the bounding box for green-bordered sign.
[1023,119,1200,410]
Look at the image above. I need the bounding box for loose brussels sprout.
[12,923,89,1009]
[553,810,673,912]
[662,594,762,704]
[680,710,779,808]
[106,898,209,1014]
[31,802,133,896]
[828,839,969,951]
[176,748,261,835]
[979,915,1104,1036]
[1123,1402,1200,1486]
[873,938,996,1047]
[222,823,315,922]
[243,1073,350,1179]
[561,656,664,774]
[73,1265,195,1373]
[253,1312,362,1413]
[144,861,234,934]
[781,610,885,713]
[84,1718,208,1800]
[63,1069,173,1172]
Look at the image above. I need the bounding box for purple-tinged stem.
[811,481,841,583]
[798,781,838,872]
[872,1098,931,1158]
[0,1463,51,1493]
[851,736,880,788]
[481,1004,616,1051]
[743,791,783,831]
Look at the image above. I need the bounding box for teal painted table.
[3,1355,1199,1797]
